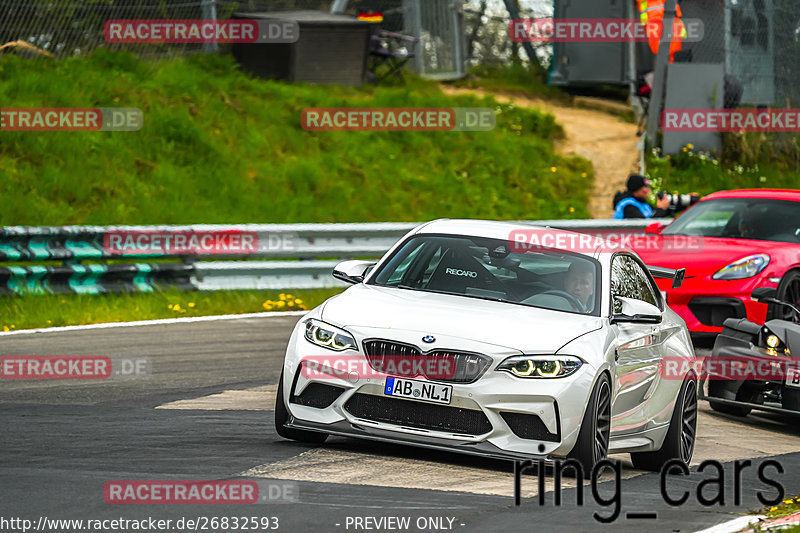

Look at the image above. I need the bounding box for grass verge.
[0,51,592,225]
[752,494,800,532]
[646,144,799,196]
[0,288,344,331]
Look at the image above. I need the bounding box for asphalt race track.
[2,315,800,533]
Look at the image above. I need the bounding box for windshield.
[663,198,800,243]
[368,234,601,315]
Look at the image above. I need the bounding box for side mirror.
[611,297,662,324]
[332,260,376,285]
[751,287,778,303]
[645,222,664,235]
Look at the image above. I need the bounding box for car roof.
[702,189,800,202]
[412,219,624,259]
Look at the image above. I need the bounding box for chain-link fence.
[676,0,800,108]
[0,0,332,57]
[462,0,551,68]
[0,0,473,79]
[641,0,800,157]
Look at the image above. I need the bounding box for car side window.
[627,258,660,308]
[610,255,659,312]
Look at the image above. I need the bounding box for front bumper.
[282,333,598,459]
[658,276,777,334]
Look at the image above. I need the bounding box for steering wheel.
[540,290,586,312]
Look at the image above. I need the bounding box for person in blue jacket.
[613,174,670,219]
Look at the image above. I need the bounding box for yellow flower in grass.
[687,143,693,149]
[295,299,303,305]
[188,302,196,308]
[279,293,287,301]
[168,304,173,310]
[277,301,286,308]
[288,301,295,307]
[2,326,8,332]
[550,167,557,173]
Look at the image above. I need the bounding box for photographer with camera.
[613,175,670,219]
[613,175,702,219]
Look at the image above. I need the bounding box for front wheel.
[631,378,697,472]
[568,373,611,473]
[767,270,800,321]
[274,371,328,444]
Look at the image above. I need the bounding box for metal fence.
[642,0,800,152]
[675,0,800,108]
[0,0,332,57]
[0,0,468,78]
[0,219,668,295]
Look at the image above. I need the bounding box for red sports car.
[627,189,800,339]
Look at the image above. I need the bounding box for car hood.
[630,235,781,277]
[321,284,603,353]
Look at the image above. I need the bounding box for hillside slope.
[0,51,593,225]
[441,87,639,218]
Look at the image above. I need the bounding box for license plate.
[384,377,452,405]
[786,368,800,389]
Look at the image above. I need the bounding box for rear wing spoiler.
[647,266,686,289]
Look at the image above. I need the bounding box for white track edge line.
[0,310,310,337]
[693,515,766,533]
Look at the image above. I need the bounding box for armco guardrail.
[0,219,669,295]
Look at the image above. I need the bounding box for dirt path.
[440,87,640,218]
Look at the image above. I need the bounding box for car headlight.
[766,334,781,349]
[496,355,583,378]
[712,254,770,280]
[304,319,357,351]
[758,326,788,356]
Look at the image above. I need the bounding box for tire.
[631,378,697,472]
[767,270,800,321]
[568,373,611,473]
[274,371,328,444]
[782,385,800,411]
[707,380,756,417]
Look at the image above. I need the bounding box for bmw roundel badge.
[422,335,435,344]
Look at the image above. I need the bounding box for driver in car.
[565,261,595,313]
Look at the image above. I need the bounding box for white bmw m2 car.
[275,220,698,472]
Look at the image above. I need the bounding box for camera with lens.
[657,191,701,214]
